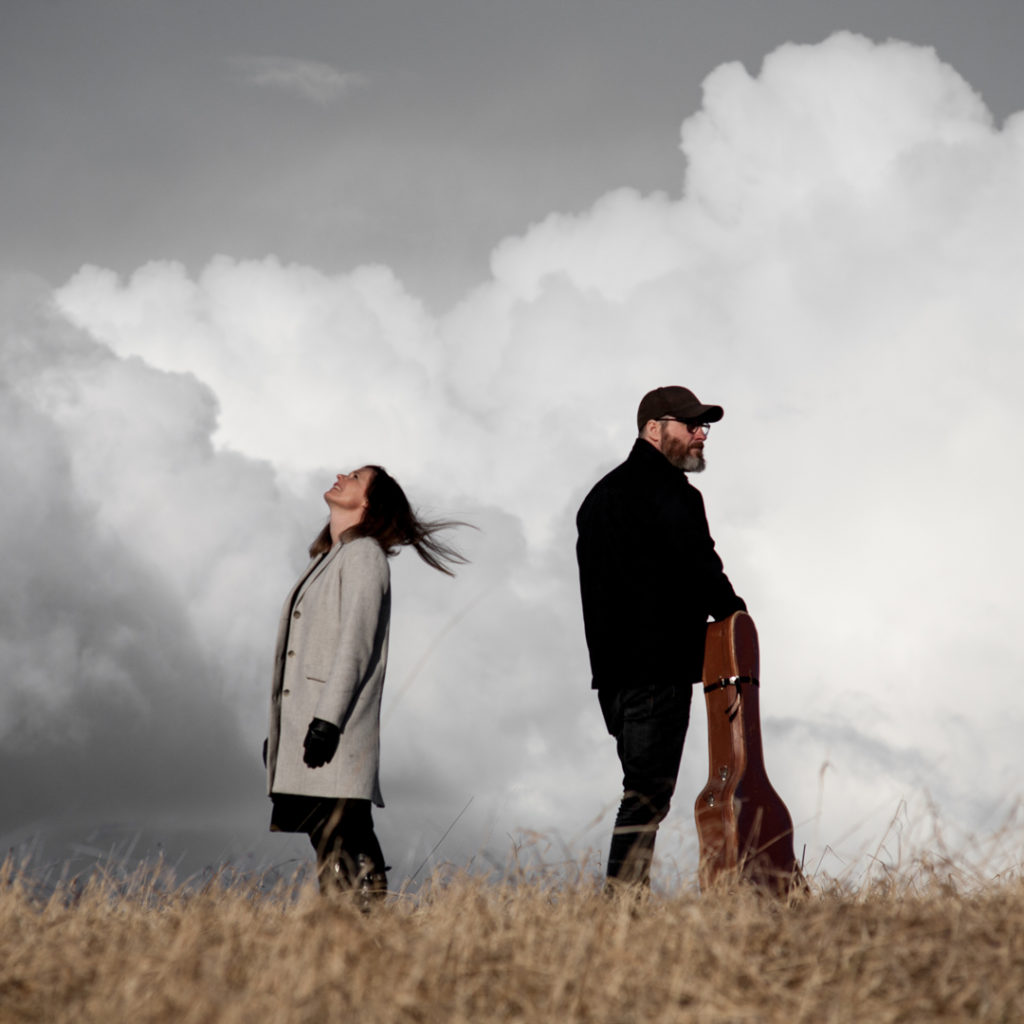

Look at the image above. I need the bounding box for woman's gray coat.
[266,535,391,806]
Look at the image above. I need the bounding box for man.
[576,385,747,888]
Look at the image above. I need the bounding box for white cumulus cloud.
[7,31,1024,884]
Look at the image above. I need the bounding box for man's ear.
[641,419,661,449]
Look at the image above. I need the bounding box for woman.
[266,464,465,902]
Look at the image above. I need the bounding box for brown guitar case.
[694,611,804,894]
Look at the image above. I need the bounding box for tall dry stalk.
[3,851,1024,1023]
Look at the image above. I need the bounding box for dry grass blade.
[2,854,1024,1023]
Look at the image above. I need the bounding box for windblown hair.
[308,465,469,575]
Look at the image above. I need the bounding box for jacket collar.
[293,533,351,603]
[628,437,683,474]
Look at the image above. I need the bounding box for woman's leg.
[309,799,388,904]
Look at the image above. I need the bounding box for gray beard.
[661,435,706,472]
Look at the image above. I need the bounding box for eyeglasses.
[658,418,711,436]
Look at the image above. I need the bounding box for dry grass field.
[2,850,1024,1024]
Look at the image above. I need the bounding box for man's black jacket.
[575,438,746,690]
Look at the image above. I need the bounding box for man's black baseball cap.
[636,386,724,431]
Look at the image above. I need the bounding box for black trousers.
[271,794,386,895]
[598,683,692,886]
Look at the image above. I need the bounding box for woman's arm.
[313,538,389,730]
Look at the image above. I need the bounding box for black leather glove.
[303,718,340,768]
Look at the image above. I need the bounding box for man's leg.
[599,684,691,887]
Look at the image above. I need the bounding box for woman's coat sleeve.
[313,538,389,730]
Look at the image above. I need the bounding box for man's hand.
[303,718,341,768]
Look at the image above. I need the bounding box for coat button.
[293,610,301,619]
[283,689,290,696]
[287,650,295,657]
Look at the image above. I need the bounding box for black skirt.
[270,793,345,835]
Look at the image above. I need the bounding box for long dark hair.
[308,465,469,575]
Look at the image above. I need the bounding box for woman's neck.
[329,507,366,545]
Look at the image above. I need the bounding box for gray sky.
[3,1,1024,888]
[4,0,1024,310]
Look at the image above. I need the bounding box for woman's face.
[324,466,375,515]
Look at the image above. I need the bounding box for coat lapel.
[293,544,341,605]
